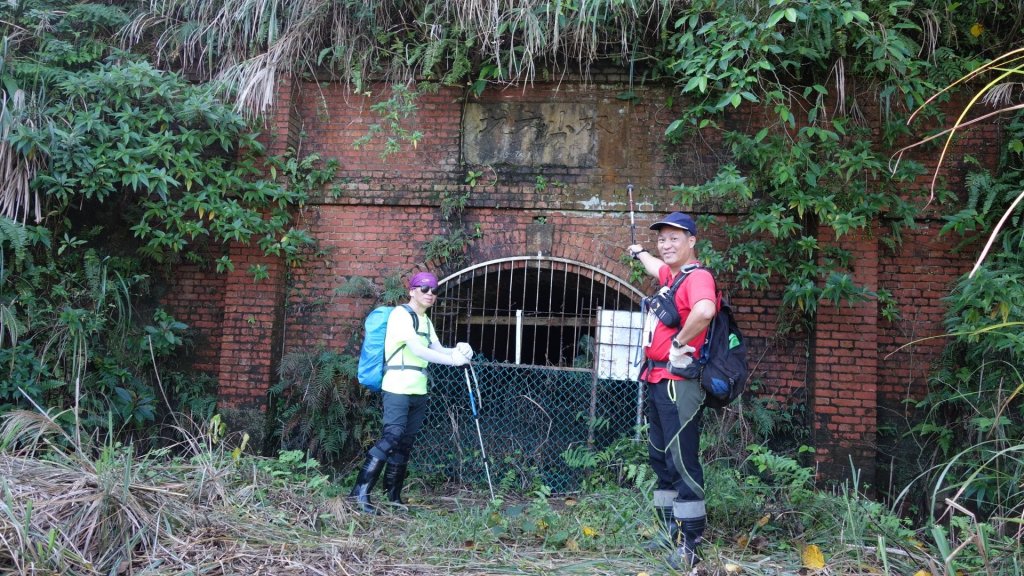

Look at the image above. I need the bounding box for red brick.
[160,80,997,485]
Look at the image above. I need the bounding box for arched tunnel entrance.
[414,257,648,493]
[433,256,645,373]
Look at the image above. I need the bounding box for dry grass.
[1,407,1001,576]
[0,88,44,224]
[0,444,923,576]
[0,409,647,575]
[125,0,677,116]
[0,447,641,575]
[0,410,369,575]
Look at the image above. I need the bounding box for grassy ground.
[0,410,1009,575]
[0,456,918,575]
[343,488,933,576]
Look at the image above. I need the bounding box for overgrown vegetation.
[0,2,335,438]
[268,272,409,469]
[892,111,1024,554]
[122,0,1017,324]
[2,0,1024,574]
[424,183,482,276]
[8,402,1022,575]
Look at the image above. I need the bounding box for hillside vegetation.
[1,1,1023,574]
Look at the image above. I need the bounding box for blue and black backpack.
[357,304,420,392]
[659,267,750,409]
[686,296,749,409]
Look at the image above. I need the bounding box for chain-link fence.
[413,359,642,494]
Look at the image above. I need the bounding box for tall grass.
[3,395,1022,574]
[0,409,373,575]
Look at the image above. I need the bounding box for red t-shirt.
[642,264,717,383]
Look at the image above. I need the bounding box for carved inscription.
[463,102,597,167]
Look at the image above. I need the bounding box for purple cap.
[408,271,439,289]
[649,212,697,235]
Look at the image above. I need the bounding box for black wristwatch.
[631,249,648,260]
[672,339,685,349]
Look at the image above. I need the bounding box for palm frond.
[980,81,1024,108]
[127,0,677,116]
[0,88,45,224]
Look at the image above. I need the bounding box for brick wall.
[162,76,1002,484]
[878,225,974,411]
[160,252,226,375]
[875,223,981,493]
[811,227,880,480]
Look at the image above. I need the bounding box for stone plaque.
[463,102,597,167]
[525,221,553,254]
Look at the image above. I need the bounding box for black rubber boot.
[348,454,386,514]
[667,499,705,572]
[642,506,679,551]
[642,489,678,551]
[672,516,705,569]
[382,462,409,505]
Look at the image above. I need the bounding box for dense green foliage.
[0,2,334,436]
[659,1,954,329]
[126,0,1022,325]
[1,2,1023,571]
[269,349,376,467]
[902,113,1024,528]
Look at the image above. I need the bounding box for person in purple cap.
[628,211,717,570]
[349,271,474,513]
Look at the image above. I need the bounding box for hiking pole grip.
[627,183,636,245]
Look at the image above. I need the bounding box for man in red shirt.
[628,211,716,570]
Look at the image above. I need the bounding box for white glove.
[451,349,471,366]
[669,343,695,370]
[455,342,474,359]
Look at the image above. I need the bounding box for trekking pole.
[627,183,637,244]
[627,183,644,440]
[463,364,496,500]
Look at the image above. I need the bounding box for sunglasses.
[415,285,438,295]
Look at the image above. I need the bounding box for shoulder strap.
[667,263,704,295]
[400,304,420,333]
[667,264,716,341]
[384,304,428,376]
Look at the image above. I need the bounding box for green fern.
[0,218,37,348]
[562,427,649,491]
[441,37,473,86]
[746,444,815,492]
[336,273,408,306]
[271,348,368,467]
[965,170,1000,216]
[420,35,451,79]
[0,217,31,270]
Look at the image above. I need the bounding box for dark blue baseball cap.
[649,212,697,235]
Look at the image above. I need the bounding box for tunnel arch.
[434,256,644,373]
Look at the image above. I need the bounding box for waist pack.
[643,264,701,328]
